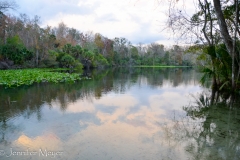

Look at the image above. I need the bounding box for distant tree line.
[0,1,198,70]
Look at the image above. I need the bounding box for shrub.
[0,36,33,64]
[60,54,75,68]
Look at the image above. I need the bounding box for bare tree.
[0,0,17,43]
[0,0,17,12]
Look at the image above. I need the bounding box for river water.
[0,68,239,160]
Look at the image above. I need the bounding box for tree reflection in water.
[162,89,240,160]
[0,67,203,159]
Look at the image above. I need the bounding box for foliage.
[60,54,75,68]
[166,0,240,91]
[0,36,33,64]
[61,44,109,68]
[94,53,109,67]
[198,43,235,90]
[134,65,191,68]
[54,51,83,70]
[0,69,82,88]
[0,10,197,72]
[40,50,59,68]
[199,67,214,85]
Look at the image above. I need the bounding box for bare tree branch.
[0,0,17,13]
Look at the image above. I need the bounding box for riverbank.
[134,65,192,68]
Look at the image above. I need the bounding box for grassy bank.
[134,65,192,68]
[0,69,83,88]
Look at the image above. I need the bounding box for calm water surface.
[0,68,240,160]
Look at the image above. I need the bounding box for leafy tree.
[0,35,33,64]
[60,54,75,68]
[94,33,104,54]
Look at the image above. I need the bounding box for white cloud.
[11,0,195,45]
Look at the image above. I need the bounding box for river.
[0,68,239,160]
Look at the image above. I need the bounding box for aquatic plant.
[0,69,82,88]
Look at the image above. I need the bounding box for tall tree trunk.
[213,0,235,89]
[213,0,234,56]
[232,0,238,89]
[199,0,218,88]
[235,0,240,85]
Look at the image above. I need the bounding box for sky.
[8,0,195,46]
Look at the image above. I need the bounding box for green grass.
[0,68,83,88]
[133,65,192,68]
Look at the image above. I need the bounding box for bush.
[60,54,75,68]
[74,61,84,71]
[41,50,59,68]
[0,36,33,64]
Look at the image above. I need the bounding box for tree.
[1,35,33,64]
[149,43,165,65]
[212,0,239,89]
[94,33,104,54]
[113,37,128,57]
[0,0,17,12]
[55,22,68,48]
[103,38,114,64]
[166,0,240,91]
[0,0,17,44]
[0,11,7,43]
[66,27,80,46]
